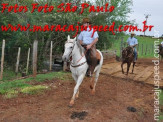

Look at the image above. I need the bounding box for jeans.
[133,48,137,61]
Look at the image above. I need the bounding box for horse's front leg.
[121,62,124,74]
[69,74,85,107]
[72,74,79,99]
[75,90,79,99]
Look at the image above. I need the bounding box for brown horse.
[121,46,136,75]
[159,44,163,61]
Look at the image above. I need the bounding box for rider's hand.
[87,44,92,50]
[130,45,134,48]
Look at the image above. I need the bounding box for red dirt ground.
[102,58,163,88]
[0,59,160,122]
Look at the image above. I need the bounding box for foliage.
[90,0,133,49]
[0,0,133,71]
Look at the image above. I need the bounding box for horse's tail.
[94,50,103,72]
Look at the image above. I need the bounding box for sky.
[87,0,163,36]
[127,0,163,36]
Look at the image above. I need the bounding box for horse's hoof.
[69,100,74,107]
[68,104,73,108]
[90,85,93,89]
[75,95,79,99]
[91,90,95,95]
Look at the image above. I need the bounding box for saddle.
[81,44,101,76]
[82,44,101,65]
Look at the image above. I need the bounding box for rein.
[66,41,87,68]
[77,49,87,63]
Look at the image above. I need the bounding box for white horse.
[62,35,103,107]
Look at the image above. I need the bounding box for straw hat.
[131,31,135,35]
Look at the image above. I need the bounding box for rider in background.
[160,41,163,53]
[161,41,163,47]
[127,32,138,62]
[78,18,99,77]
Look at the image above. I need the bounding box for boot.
[86,67,91,77]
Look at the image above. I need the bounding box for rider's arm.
[79,40,83,45]
[131,44,138,48]
[132,38,138,48]
[90,31,99,46]
[78,32,83,45]
[127,38,130,46]
[90,38,98,47]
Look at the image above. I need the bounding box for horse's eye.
[70,46,73,49]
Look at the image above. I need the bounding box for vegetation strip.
[0,72,70,98]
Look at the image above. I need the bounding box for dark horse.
[159,44,163,61]
[121,46,136,75]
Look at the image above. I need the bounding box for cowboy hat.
[82,18,91,24]
[131,31,135,35]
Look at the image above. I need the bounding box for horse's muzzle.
[62,55,70,62]
[62,55,67,62]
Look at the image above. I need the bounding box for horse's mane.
[76,40,84,56]
[122,46,134,59]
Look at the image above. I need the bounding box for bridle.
[65,41,87,67]
[65,41,75,62]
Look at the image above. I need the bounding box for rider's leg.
[134,48,137,62]
[89,45,97,76]
[84,45,97,77]
[85,49,91,76]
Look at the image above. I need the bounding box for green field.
[0,71,70,98]
[109,35,162,58]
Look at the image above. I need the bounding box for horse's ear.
[67,35,70,41]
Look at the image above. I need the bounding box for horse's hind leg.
[91,69,100,95]
[127,63,131,75]
[132,62,136,73]
[69,74,85,107]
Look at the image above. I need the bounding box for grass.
[1,70,21,82]
[0,71,70,99]
[20,85,49,95]
[109,35,163,58]
[33,71,70,82]
[4,90,19,99]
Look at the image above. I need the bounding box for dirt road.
[0,59,161,122]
